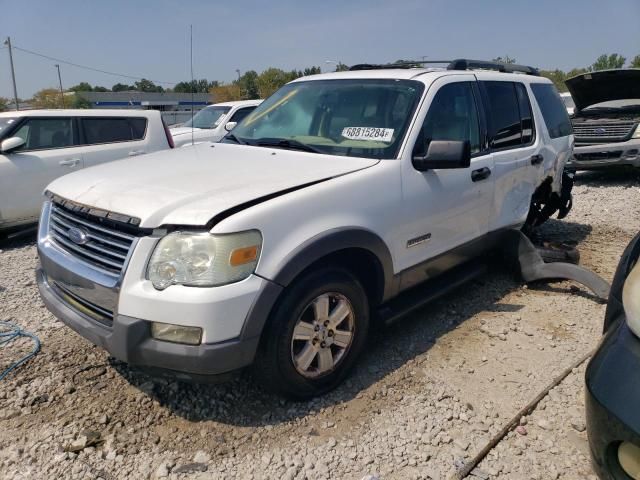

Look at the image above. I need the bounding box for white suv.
[36,60,574,398]
[170,100,262,147]
[0,109,172,234]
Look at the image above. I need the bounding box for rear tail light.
[162,119,175,148]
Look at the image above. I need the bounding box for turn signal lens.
[230,245,259,266]
[618,442,640,480]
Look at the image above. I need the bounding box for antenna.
[190,24,194,146]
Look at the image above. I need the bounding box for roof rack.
[447,59,539,76]
[348,59,540,76]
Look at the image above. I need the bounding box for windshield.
[183,106,231,129]
[227,79,425,159]
[0,117,19,140]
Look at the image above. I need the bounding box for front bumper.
[37,267,281,380]
[567,139,640,170]
[586,317,640,479]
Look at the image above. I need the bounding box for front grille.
[48,201,140,276]
[51,280,114,327]
[574,151,623,162]
[572,121,637,142]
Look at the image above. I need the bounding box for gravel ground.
[1,168,639,480]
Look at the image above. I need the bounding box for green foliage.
[237,70,260,100]
[112,83,135,92]
[334,62,349,72]
[31,88,65,108]
[539,69,569,92]
[70,94,92,109]
[93,86,109,92]
[134,78,164,93]
[0,97,9,112]
[630,55,640,68]
[174,79,219,94]
[69,82,94,92]
[591,53,626,71]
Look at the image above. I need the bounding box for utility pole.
[4,37,19,110]
[235,69,243,99]
[55,64,64,108]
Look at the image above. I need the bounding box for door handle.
[471,167,491,182]
[59,158,80,167]
[128,150,146,157]
[531,154,544,165]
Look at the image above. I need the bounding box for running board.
[502,229,610,302]
[378,259,488,326]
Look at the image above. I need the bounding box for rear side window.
[515,83,535,144]
[13,118,74,151]
[81,117,147,145]
[229,107,257,124]
[530,83,572,138]
[483,81,522,149]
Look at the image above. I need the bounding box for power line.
[12,45,177,85]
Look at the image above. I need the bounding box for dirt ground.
[1,168,639,479]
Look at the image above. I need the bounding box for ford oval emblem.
[67,227,89,245]
[595,127,606,134]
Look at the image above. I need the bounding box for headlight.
[623,263,640,336]
[147,230,262,290]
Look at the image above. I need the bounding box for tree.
[630,55,640,68]
[112,83,135,92]
[93,86,109,92]
[70,94,92,109]
[334,62,349,72]
[492,56,517,64]
[256,68,292,98]
[302,66,321,76]
[210,83,242,102]
[566,67,589,79]
[237,70,260,99]
[0,97,9,112]
[174,79,218,94]
[591,53,626,71]
[539,69,568,92]
[31,88,75,108]
[69,82,93,92]
[134,78,164,92]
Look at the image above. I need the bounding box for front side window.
[13,117,74,151]
[228,79,425,160]
[484,81,523,149]
[184,106,231,129]
[414,81,481,157]
[0,117,20,141]
[82,118,147,144]
[531,83,572,139]
[229,107,257,123]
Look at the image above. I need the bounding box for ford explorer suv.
[170,100,262,147]
[0,109,173,235]
[36,59,574,398]
[565,69,640,170]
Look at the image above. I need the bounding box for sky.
[1,0,639,99]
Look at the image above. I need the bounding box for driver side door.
[397,76,494,287]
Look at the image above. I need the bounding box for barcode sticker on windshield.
[342,127,394,142]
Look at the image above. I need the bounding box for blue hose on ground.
[0,321,41,381]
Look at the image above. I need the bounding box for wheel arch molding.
[269,227,395,305]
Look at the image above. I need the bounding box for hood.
[46,143,378,228]
[170,126,205,137]
[566,69,640,112]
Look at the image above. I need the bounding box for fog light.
[618,442,640,480]
[150,322,202,345]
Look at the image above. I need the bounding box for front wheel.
[253,267,369,399]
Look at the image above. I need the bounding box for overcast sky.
[1,0,639,99]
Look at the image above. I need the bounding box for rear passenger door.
[480,81,539,231]
[79,116,148,168]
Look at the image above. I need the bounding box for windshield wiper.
[253,138,322,154]
[223,133,248,145]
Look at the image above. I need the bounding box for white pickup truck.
[36,60,574,398]
[0,109,172,234]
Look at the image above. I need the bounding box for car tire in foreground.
[254,267,370,399]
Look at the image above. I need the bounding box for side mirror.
[224,122,237,132]
[0,137,26,153]
[412,140,471,171]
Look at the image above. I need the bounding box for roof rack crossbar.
[349,60,451,71]
[447,59,540,76]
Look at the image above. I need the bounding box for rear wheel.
[254,267,369,399]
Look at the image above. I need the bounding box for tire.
[253,267,370,399]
